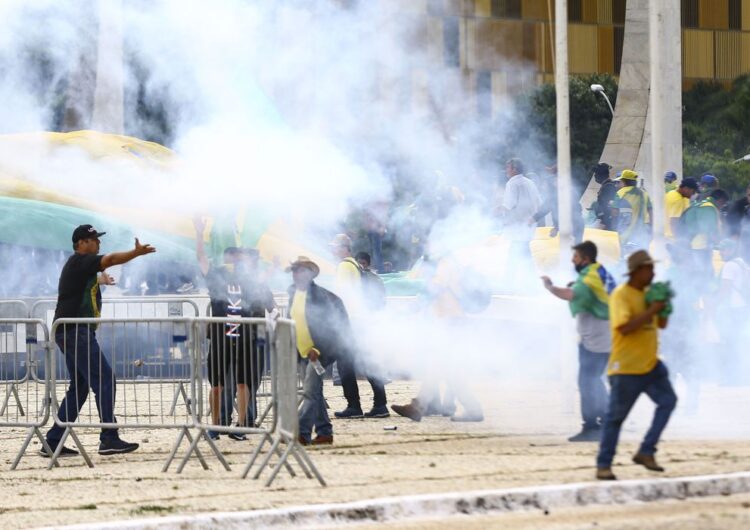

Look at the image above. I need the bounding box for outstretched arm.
[193,216,210,276]
[541,276,574,301]
[100,238,156,270]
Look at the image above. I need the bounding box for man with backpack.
[610,169,652,253]
[329,234,389,419]
[679,189,729,278]
[356,251,387,309]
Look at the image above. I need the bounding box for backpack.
[344,257,387,310]
[677,199,716,244]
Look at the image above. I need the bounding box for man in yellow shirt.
[596,250,677,481]
[329,234,389,419]
[664,177,697,239]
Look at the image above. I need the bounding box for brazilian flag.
[569,263,616,320]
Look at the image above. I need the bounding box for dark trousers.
[578,344,609,428]
[47,327,118,443]
[219,341,265,426]
[367,231,384,272]
[336,353,387,410]
[597,361,677,468]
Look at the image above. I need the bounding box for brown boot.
[312,434,333,445]
[596,467,617,480]
[391,400,423,422]
[632,453,665,472]
[298,435,310,446]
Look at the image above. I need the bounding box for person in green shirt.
[679,189,729,279]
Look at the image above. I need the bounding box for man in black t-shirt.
[43,224,156,458]
[194,219,275,438]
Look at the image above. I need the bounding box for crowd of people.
[17,153,750,480]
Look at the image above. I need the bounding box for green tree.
[505,73,618,193]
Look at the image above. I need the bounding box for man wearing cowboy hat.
[287,256,358,445]
[596,250,677,480]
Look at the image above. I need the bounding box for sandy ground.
[2,378,750,529]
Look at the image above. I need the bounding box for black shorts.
[206,323,262,388]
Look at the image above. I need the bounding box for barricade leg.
[262,436,324,487]
[163,427,209,472]
[0,384,25,416]
[11,427,59,470]
[264,441,296,486]
[251,435,282,480]
[241,432,296,480]
[48,426,93,469]
[175,429,230,473]
[292,442,326,486]
[168,382,191,416]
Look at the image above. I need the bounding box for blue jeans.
[298,360,332,442]
[597,361,677,468]
[578,344,609,428]
[47,326,119,443]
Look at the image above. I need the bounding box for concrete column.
[91,0,124,134]
[648,0,682,256]
[555,0,573,248]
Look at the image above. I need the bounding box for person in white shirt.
[499,158,541,288]
[716,239,749,384]
[501,158,542,243]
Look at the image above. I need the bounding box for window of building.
[491,0,521,19]
[476,71,492,117]
[682,0,699,28]
[568,0,582,22]
[443,16,460,67]
[729,0,741,29]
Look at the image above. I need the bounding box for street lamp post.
[590,84,614,117]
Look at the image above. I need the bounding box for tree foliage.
[518,73,750,199]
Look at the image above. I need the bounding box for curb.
[42,471,750,529]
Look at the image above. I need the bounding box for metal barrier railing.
[47,317,195,469]
[166,317,275,474]
[31,315,324,485]
[244,318,324,486]
[0,318,56,470]
[31,299,202,409]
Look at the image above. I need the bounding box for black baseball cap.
[680,177,699,190]
[72,224,106,243]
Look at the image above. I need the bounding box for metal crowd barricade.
[32,297,201,413]
[0,318,56,469]
[244,318,324,486]
[47,317,196,469]
[166,316,281,474]
[0,300,32,415]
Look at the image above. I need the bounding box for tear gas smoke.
[0,0,743,438]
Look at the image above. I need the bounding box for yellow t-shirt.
[431,258,464,318]
[290,290,314,358]
[336,258,361,287]
[335,257,362,315]
[608,284,659,375]
[664,189,689,239]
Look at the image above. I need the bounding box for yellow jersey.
[290,290,315,358]
[608,284,659,375]
[664,189,689,239]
